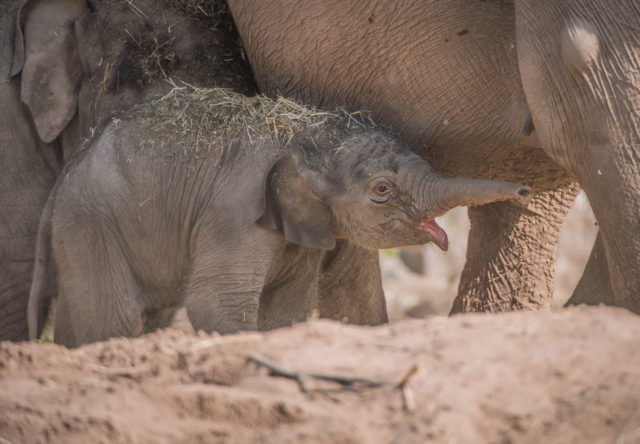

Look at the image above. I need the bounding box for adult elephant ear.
[11,0,87,143]
[256,153,336,250]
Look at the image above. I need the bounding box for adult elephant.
[516,1,640,312]
[227,0,581,320]
[0,0,255,341]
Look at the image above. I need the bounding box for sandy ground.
[1,192,624,444]
[1,306,639,443]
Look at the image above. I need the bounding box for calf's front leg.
[184,232,279,334]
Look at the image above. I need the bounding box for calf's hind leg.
[53,218,144,347]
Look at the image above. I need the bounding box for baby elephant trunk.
[424,175,531,216]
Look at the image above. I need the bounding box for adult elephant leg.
[452,183,579,313]
[317,240,388,325]
[516,0,640,312]
[569,173,639,312]
[0,157,56,341]
[565,232,614,306]
[0,92,60,341]
[51,293,77,347]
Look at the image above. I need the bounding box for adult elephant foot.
[451,183,580,313]
[565,232,614,307]
[317,240,388,325]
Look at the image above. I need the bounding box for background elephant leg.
[317,240,388,325]
[451,183,580,313]
[259,263,320,331]
[398,246,426,275]
[0,80,60,341]
[576,171,640,311]
[0,186,52,341]
[565,232,614,307]
[52,294,77,346]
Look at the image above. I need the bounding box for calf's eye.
[370,181,393,203]
[374,183,391,195]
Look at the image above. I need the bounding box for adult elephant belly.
[229,0,578,316]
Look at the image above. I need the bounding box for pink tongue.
[418,219,449,251]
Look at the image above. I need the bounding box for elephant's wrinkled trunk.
[426,176,531,213]
[409,164,531,251]
[412,168,531,251]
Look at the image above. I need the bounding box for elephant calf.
[29,86,530,347]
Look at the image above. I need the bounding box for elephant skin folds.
[1,306,639,443]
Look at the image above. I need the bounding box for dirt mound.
[1,306,639,443]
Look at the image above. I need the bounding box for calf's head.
[257,131,530,251]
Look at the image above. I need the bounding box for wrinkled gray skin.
[228,0,640,315]
[516,1,640,311]
[0,0,254,340]
[29,89,529,347]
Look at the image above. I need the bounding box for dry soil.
[1,306,639,444]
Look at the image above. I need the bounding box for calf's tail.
[27,191,56,340]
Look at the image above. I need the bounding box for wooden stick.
[248,353,392,393]
[87,363,150,377]
[395,363,421,412]
[247,353,308,392]
[396,363,421,388]
[248,353,422,412]
[401,384,416,412]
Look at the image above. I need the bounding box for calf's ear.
[11,0,87,143]
[256,154,336,250]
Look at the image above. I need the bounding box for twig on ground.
[88,363,150,378]
[401,384,416,412]
[248,353,309,392]
[194,334,263,350]
[248,353,420,403]
[395,363,421,412]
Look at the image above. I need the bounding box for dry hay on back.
[118,82,377,162]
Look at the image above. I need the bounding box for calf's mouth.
[417,218,449,252]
